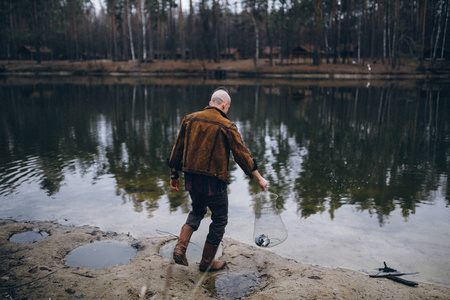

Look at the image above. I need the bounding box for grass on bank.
[0,58,437,75]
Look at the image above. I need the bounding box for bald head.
[210,89,231,106]
[210,89,231,114]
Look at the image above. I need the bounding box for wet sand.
[1,219,449,299]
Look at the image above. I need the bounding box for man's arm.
[167,117,187,171]
[168,118,187,192]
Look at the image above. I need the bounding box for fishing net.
[252,192,288,248]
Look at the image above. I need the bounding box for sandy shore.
[1,219,449,299]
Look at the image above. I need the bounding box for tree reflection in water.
[0,81,448,226]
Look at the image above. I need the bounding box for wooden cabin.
[220,48,241,60]
[17,46,52,60]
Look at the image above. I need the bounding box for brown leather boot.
[173,224,194,266]
[199,242,226,272]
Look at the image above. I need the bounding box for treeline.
[1,0,449,68]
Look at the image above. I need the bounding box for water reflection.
[291,85,446,224]
[240,83,449,226]
[0,81,449,226]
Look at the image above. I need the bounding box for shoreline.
[1,59,449,81]
[1,71,441,80]
[1,219,449,299]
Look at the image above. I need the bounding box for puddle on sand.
[9,229,49,244]
[203,273,260,298]
[65,240,137,269]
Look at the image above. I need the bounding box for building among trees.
[17,46,52,61]
[220,48,241,60]
[263,47,282,60]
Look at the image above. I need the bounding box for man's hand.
[258,177,268,191]
[252,170,268,191]
[170,179,180,191]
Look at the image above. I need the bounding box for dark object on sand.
[378,262,398,273]
[369,262,419,287]
[385,275,419,287]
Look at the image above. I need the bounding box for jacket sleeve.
[167,117,187,171]
[227,124,257,178]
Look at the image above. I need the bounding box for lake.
[0,77,449,287]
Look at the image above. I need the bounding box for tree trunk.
[8,0,14,59]
[127,0,136,61]
[111,0,118,60]
[371,0,376,59]
[250,10,259,67]
[341,0,349,64]
[33,0,42,64]
[382,1,387,65]
[72,9,79,60]
[357,0,362,64]
[87,4,94,59]
[179,0,185,61]
[429,0,436,59]
[421,0,427,61]
[266,4,273,66]
[148,2,153,60]
[441,1,449,59]
[325,17,331,64]
[188,0,194,61]
[414,0,419,40]
[391,0,398,69]
[432,0,444,61]
[333,0,338,63]
[140,0,147,61]
[313,0,321,66]
[122,0,128,60]
[159,12,164,60]
[213,0,220,62]
[279,1,286,65]
[362,0,367,61]
[224,0,231,62]
[337,1,342,63]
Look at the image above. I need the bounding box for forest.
[1,0,449,68]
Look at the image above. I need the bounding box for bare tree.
[313,0,322,66]
[179,0,185,61]
[248,3,260,67]
[441,1,449,59]
[126,0,136,60]
[432,0,444,62]
[108,0,118,60]
[139,0,147,60]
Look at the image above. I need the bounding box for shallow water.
[0,78,449,287]
[203,272,260,298]
[65,240,137,269]
[9,230,49,244]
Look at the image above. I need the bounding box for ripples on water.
[0,153,76,196]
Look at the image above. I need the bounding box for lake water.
[1,77,449,287]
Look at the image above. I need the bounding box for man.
[167,87,267,272]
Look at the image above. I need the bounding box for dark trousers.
[185,190,228,245]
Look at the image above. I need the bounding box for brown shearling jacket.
[168,106,257,184]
